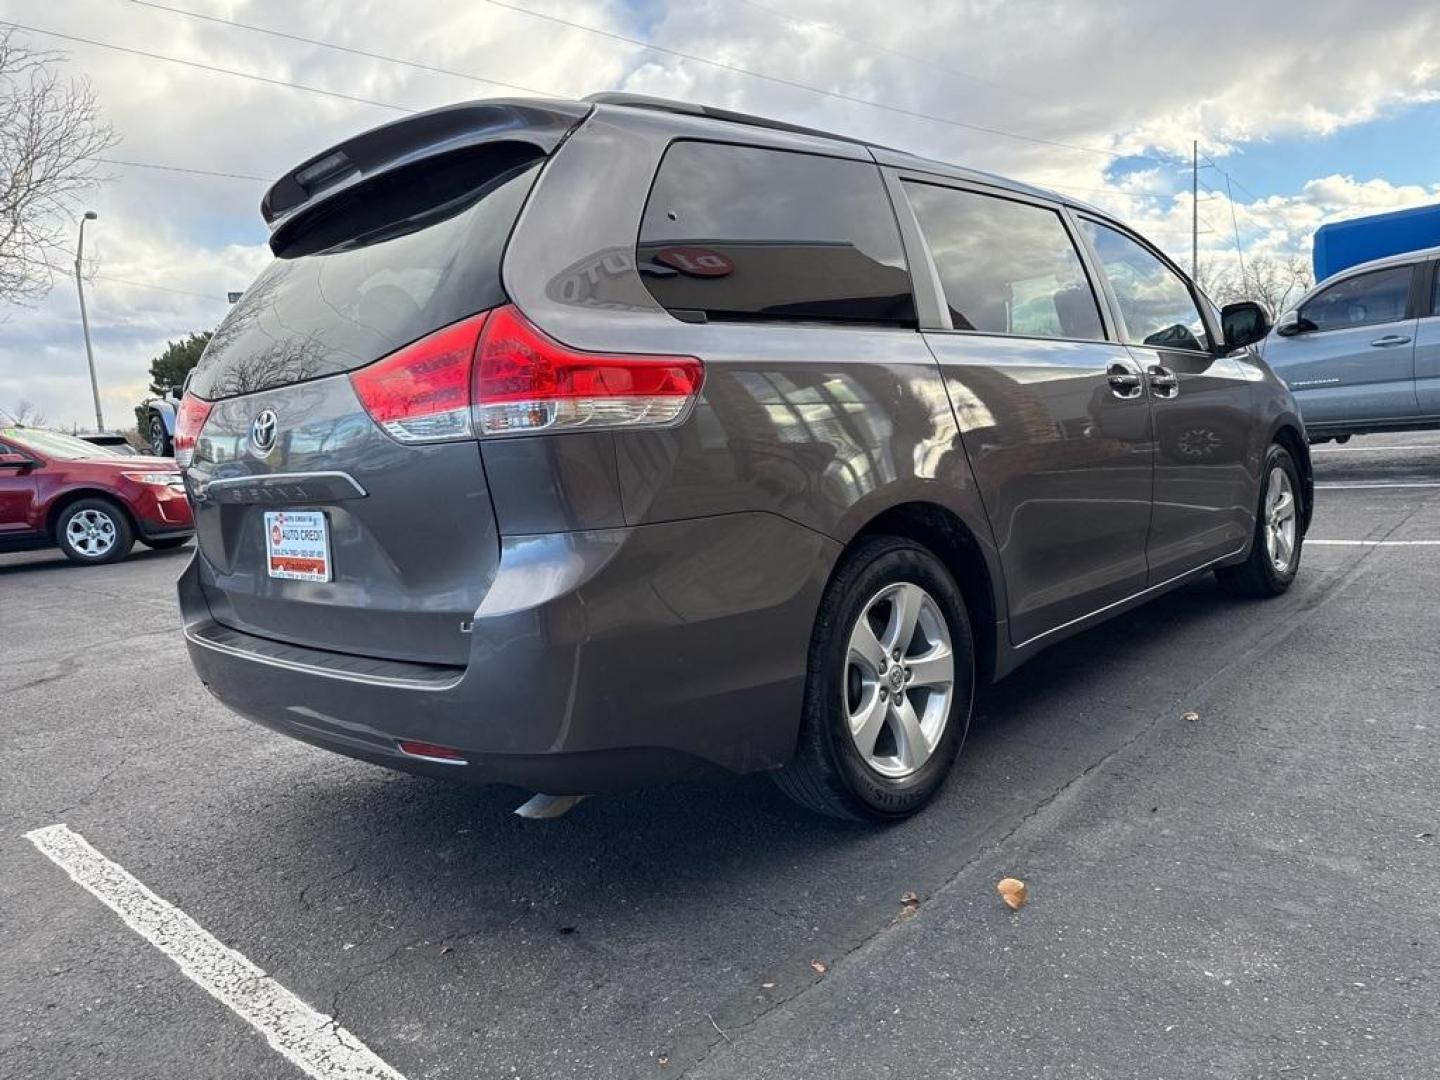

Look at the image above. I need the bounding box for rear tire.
[1216,443,1303,598]
[149,414,173,457]
[56,498,135,565]
[772,536,975,822]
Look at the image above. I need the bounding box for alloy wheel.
[1264,466,1297,573]
[844,581,955,779]
[66,508,118,558]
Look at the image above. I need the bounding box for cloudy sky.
[2,0,1438,429]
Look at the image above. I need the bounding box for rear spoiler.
[261,98,591,251]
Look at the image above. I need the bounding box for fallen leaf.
[900,891,919,906]
[1182,710,1200,722]
[810,960,828,975]
[440,945,453,954]
[997,877,1029,910]
[658,1056,669,1067]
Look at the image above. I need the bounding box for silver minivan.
[1264,245,1440,442]
[176,93,1311,820]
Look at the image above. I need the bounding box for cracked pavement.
[2,433,1438,1079]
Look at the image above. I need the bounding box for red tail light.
[173,392,213,468]
[349,306,703,443]
[473,306,704,437]
[349,313,490,443]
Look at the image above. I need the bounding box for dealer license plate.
[264,510,331,582]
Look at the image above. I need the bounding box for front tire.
[773,536,975,822]
[56,498,135,565]
[1216,443,1303,597]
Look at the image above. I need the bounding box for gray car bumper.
[181,513,838,792]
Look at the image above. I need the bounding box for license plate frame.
[264,510,332,582]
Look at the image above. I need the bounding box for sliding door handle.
[1106,363,1143,399]
[1370,334,1411,347]
[1147,365,1179,399]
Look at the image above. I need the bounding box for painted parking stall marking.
[1308,539,1440,547]
[1315,481,1440,490]
[24,824,405,1080]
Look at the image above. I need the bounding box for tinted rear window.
[637,142,915,326]
[189,144,543,401]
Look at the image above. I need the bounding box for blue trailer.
[1312,202,1440,282]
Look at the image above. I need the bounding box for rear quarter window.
[637,142,915,326]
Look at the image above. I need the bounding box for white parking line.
[1315,482,1440,490]
[24,824,405,1080]
[1307,539,1440,547]
[1311,445,1440,453]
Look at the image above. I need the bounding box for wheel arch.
[44,488,137,542]
[1271,421,1313,532]
[844,501,1001,687]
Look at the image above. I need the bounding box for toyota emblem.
[250,408,278,455]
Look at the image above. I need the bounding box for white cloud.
[2,0,1438,426]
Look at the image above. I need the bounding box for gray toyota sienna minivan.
[177,94,1312,820]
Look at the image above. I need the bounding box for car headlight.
[122,471,186,490]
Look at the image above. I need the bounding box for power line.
[36,5,1189,181]
[728,0,999,90]
[1225,174,1248,289]
[126,0,554,99]
[13,12,1213,209]
[0,20,415,113]
[1051,184,1219,202]
[1199,153,1297,232]
[39,258,232,303]
[92,156,269,182]
[477,0,1171,164]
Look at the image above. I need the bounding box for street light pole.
[75,210,104,431]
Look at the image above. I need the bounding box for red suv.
[0,426,193,565]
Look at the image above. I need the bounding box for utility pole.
[75,210,104,431]
[1191,140,1198,281]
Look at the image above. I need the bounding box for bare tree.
[2,398,47,425]
[1193,257,1240,306]
[1244,255,1313,319]
[0,29,117,306]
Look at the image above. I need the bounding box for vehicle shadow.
[0,543,192,577]
[155,574,1267,1074]
[94,566,1310,1078]
[214,575,1241,897]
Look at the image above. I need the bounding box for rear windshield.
[189,144,543,400]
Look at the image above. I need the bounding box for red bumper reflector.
[397,740,467,763]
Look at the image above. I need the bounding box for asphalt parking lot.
[3,433,1437,1080]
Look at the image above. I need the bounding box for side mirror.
[1221,301,1271,350]
[0,452,32,470]
[1274,309,1312,337]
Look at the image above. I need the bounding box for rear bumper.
[181,512,838,792]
